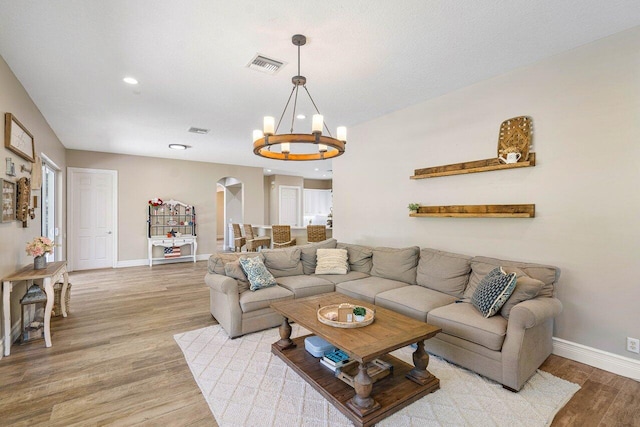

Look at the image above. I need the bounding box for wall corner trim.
[553,337,640,381]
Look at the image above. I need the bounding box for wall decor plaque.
[5,113,35,162]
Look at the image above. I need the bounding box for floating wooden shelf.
[411,153,535,179]
[410,204,535,218]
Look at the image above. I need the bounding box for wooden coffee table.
[270,292,441,427]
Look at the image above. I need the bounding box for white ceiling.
[1,1,639,178]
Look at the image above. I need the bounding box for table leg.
[3,280,12,356]
[347,362,381,416]
[275,317,295,350]
[61,268,69,318]
[406,340,435,385]
[193,240,197,263]
[43,278,54,348]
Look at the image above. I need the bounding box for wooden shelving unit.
[411,153,535,179]
[410,204,535,218]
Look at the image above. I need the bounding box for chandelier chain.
[303,85,333,138]
[275,85,296,135]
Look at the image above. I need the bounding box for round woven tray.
[317,303,375,328]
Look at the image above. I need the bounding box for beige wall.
[333,28,640,360]
[0,55,67,353]
[304,179,332,190]
[66,150,265,262]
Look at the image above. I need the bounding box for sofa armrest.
[205,273,239,295]
[509,297,563,330]
[501,297,562,390]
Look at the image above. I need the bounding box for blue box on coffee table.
[304,335,335,357]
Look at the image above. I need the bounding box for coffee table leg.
[406,340,435,385]
[347,362,381,416]
[275,317,295,350]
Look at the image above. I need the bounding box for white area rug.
[174,325,579,427]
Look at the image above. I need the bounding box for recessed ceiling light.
[296,114,306,120]
[123,77,138,85]
[169,144,188,150]
[314,168,319,171]
[266,169,272,172]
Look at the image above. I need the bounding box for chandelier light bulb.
[263,116,275,135]
[318,144,328,152]
[312,114,324,134]
[253,129,264,142]
[281,142,291,153]
[337,126,347,142]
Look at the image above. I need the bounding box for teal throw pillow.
[239,256,277,291]
[471,267,517,318]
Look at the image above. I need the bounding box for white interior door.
[279,186,302,226]
[69,168,117,270]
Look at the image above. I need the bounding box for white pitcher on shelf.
[499,152,522,164]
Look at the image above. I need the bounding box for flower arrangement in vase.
[26,236,55,269]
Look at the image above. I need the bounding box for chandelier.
[252,34,346,161]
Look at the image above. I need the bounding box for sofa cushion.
[337,243,373,273]
[427,302,508,351]
[315,248,349,275]
[224,260,250,293]
[471,267,517,317]
[375,286,458,322]
[370,246,420,285]
[416,248,471,298]
[464,256,559,300]
[261,247,304,277]
[208,252,261,275]
[500,275,544,319]
[238,285,294,313]
[336,276,409,304]
[314,271,370,285]
[239,256,277,291]
[300,238,337,274]
[276,275,335,299]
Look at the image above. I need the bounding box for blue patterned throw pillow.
[471,267,517,318]
[239,256,277,291]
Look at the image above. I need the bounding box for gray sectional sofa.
[204,238,562,391]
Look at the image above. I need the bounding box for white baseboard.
[553,337,640,381]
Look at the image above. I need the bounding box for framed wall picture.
[4,113,35,163]
[1,178,16,223]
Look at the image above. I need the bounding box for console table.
[2,261,69,356]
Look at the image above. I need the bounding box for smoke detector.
[247,54,285,75]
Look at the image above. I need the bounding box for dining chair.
[306,225,327,243]
[272,225,297,248]
[243,224,271,251]
[231,223,245,252]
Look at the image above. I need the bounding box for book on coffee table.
[320,358,356,373]
[322,349,350,366]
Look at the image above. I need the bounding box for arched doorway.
[217,177,244,251]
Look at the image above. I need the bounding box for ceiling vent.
[247,54,285,75]
[188,127,210,134]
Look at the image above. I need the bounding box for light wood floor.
[0,262,637,426]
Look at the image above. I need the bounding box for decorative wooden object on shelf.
[410,204,535,218]
[411,153,535,179]
[498,116,532,161]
